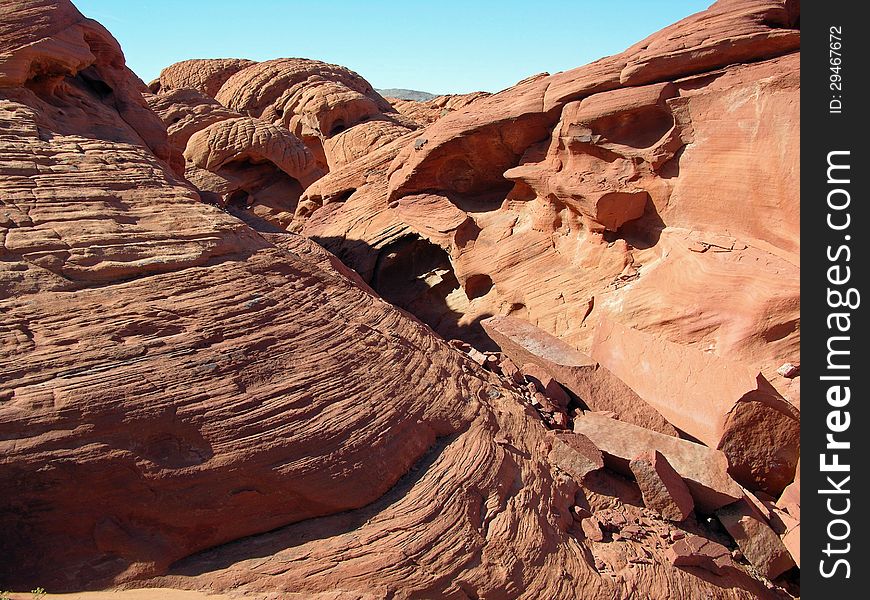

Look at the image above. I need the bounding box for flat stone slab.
[573,412,742,513]
[591,316,800,495]
[630,450,694,522]
[481,315,677,435]
[547,431,604,481]
[716,498,796,579]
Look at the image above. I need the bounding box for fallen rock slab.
[666,535,734,575]
[630,450,694,522]
[591,317,799,495]
[716,499,796,579]
[547,431,604,481]
[482,316,676,435]
[573,412,742,512]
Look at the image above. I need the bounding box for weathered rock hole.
[464,273,493,300]
[78,67,114,99]
[762,318,799,343]
[133,426,214,469]
[371,235,497,349]
[507,302,526,316]
[220,159,304,212]
[590,105,673,149]
[334,188,356,202]
[329,120,347,136]
[227,189,250,209]
[601,197,665,250]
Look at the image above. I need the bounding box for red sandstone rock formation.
[144,57,419,231]
[0,0,801,598]
[630,451,695,522]
[152,58,256,97]
[572,413,743,513]
[592,316,800,495]
[144,87,241,153]
[294,0,801,419]
[547,431,604,481]
[212,58,412,169]
[386,91,491,126]
[717,499,796,578]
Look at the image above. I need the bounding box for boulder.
[776,362,800,378]
[666,535,733,576]
[716,499,796,579]
[547,431,604,481]
[572,413,742,513]
[630,451,694,522]
[591,317,799,495]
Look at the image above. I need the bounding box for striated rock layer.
[1,1,800,599]
[295,0,801,504]
[298,0,801,410]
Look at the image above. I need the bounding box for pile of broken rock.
[454,315,800,584]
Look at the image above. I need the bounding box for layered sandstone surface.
[298,0,801,412]
[1,0,800,598]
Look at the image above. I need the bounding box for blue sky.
[72,0,712,94]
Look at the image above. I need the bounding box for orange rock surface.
[0,0,801,598]
[297,1,801,417]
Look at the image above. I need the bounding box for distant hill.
[376,88,437,101]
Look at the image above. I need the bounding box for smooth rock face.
[591,317,799,495]
[482,316,677,435]
[781,525,800,569]
[630,451,694,522]
[573,413,742,513]
[716,499,796,579]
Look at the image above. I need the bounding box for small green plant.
[32,588,46,600]
[1,590,12,600]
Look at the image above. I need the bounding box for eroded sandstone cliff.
[1,0,800,598]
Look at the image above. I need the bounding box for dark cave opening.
[329,120,347,136]
[370,235,497,351]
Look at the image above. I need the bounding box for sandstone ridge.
[1,1,800,598]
